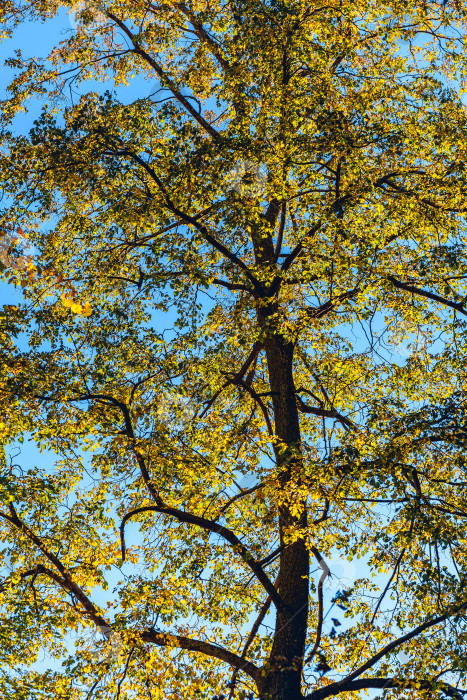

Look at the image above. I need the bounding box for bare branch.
[305,547,330,664]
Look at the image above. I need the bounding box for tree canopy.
[2,1,467,699]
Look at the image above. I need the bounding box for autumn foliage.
[2,1,467,699]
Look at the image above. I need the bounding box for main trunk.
[258,331,309,700]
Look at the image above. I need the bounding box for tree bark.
[257,320,309,700]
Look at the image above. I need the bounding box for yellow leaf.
[61,293,74,308]
[82,301,92,316]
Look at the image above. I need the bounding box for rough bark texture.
[257,320,309,700]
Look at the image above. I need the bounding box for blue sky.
[0,7,460,696]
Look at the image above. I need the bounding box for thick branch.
[318,597,467,694]
[0,563,62,595]
[224,374,273,435]
[296,395,355,430]
[74,393,160,501]
[305,288,360,319]
[388,275,467,316]
[376,176,464,212]
[106,11,222,140]
[308,677,467,700]
[201,341,262,417]
[273,201,287,261]
[142,629,259,680]
[119,505,286,613]
[213,278,251,292]
[114,149,263,294]
[175,3,231,72]
[0,509,108,628]
[65,391,280,608]
[280,220,322,275]
[0,513,260,682]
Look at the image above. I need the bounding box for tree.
[1,0,467,698]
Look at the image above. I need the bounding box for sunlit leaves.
[2,0,467,698]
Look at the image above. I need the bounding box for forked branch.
[309,596,467,699]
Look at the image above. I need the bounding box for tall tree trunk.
[258,329,309,700]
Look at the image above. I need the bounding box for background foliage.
[2,1,467,699]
